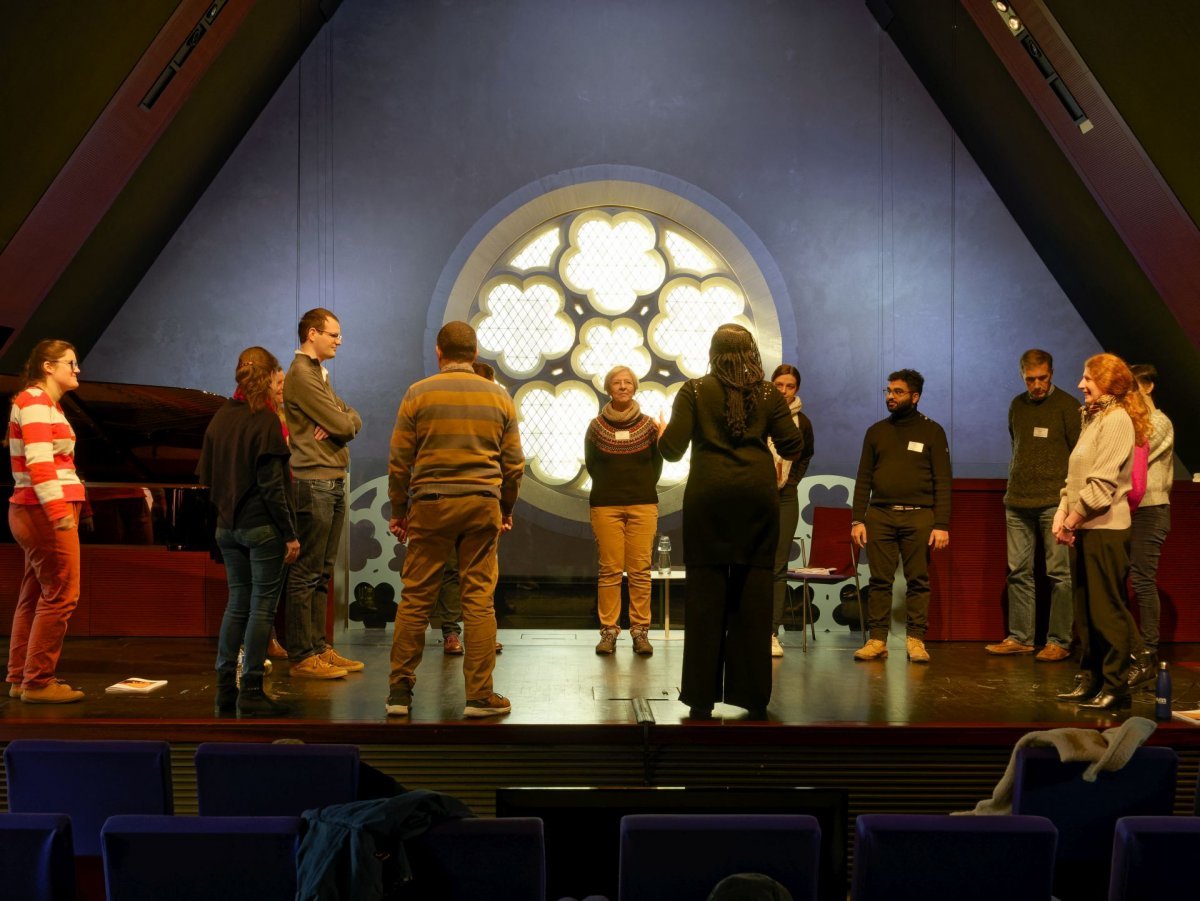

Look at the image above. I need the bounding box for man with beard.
[850,369,951,663]
[985,349,1080,661]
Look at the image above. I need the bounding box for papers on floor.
[787,567,837,576]
[105,678,168,694]
[1170,709,1200,725]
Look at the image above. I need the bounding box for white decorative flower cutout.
[663,230,718,274]
[513,380,599,484]
[560,211,666,315]
[571,318,652,392]
[472,275,575,378]
[509,226,561,271]
[648,276,752,377]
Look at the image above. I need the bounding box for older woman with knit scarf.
[659,325,805,719]
[585,365,663,656]
[1053,353,1150,711]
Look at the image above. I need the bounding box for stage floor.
[4,626,1200,742]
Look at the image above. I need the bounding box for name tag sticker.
[615,430,631,440]
[907,441,924,453]
[1033,427,1049,438]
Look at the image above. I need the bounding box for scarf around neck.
[602,399,642,424]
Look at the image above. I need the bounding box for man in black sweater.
[851,369,952,663]
[985,349,1080,661]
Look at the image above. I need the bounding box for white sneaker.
[771,635,784,657]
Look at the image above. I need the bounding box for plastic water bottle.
[657,535,672,574]
[1155,661,1172,720]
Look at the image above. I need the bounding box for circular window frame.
[428,165,794,536]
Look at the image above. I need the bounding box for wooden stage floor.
[3,627,1200,745]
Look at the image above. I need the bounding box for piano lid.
[1,376,226,484]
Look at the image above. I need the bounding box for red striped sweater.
[8,387,85,521]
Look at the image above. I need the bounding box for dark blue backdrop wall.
[86,0,1099,582]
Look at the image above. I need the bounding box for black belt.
[413,492,497,502]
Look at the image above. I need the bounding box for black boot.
[1056,673,1099,701]
[1077,689,1131,711]
[237,675,291,718]
[215,667,238,715]
[1126,649,1158,690]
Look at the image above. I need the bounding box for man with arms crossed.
[283,307,364,679]
[986,349,1080,661]
[851,369,951,664]
[386,322,524,717]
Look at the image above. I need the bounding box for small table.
[649,567,686,639]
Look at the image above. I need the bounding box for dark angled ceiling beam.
[0,0,261,360]
[962,0,1200,343]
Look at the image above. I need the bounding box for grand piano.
[1,376,228,636]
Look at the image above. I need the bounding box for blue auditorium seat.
[1012,745,1178,901]
[404,816,546,900]
[1108,815,1200,901]
[0,812,76,901]
[3,740,174,855]
[851,813,1057,900]
[101,814,301,901]
[618,813,821,901]
[194,741,360,816]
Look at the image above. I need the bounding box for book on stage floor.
[105,678,168,694]
[1170,709,1200,725]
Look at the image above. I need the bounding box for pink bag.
[1129,442,1149,512]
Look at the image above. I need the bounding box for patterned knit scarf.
[601,399,642,424]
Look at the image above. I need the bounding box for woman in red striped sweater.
[6,339,86,704]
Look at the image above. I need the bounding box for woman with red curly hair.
[1053,352,1150,711]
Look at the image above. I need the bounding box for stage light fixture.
[990,1,1092,134]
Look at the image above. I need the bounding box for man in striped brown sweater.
[386,321,524,718]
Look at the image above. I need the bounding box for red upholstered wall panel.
[83,547,206,636]
[4,482,1198,640]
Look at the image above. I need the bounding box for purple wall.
[86,0,1099,578]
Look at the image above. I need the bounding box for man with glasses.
[851,369,951,663]
[985,349,1080,661]
[283,307,364,679]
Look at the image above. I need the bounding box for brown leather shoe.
[985,638,1035,655]
[8,683,21,699]
[595,628,619,655]
[1036,643,1071,662]
[267,637,289,659]
[443,633,464,655]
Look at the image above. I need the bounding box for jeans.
[431,546,462,636]
[216,524,287,680]
[772,490,800,632]
[286,477,346,661]
[590,504,658,630]
[1130,504,1170,649]
[1005,505,1073,647]
[7,502,82,690]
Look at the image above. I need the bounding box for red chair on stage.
[789,507,865,650]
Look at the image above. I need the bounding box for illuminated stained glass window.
[467,207,757,507]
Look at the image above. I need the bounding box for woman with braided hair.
[198,346,299,717]
[659,324,805,719]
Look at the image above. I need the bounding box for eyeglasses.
[54,359,80,372]
[883,388,910,397]
[315,329,342,341]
